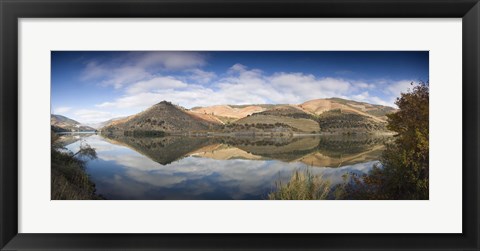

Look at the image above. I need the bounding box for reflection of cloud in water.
[65,134,119,153]
[65,135,379,200]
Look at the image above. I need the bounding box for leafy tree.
[340,82,429,199]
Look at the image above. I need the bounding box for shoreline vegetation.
[267,82,429,200]
[268,169,331,200]
[100,130,395,138]
[51,132,103,200]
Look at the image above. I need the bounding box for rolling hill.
[299,98,395,122]
[101,98,396,135]
[101,101,222,136]
[190,105,266,119]
[51,114,96,133]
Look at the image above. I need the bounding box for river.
[59,133,387,200]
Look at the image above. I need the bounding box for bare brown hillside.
[190,105,266,119]
[100,98,396,136]
[102,101,221,135]
[299,98,395,122]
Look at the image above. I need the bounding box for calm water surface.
[61,134,387,200]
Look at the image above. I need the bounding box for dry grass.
[268,169,331,200]
[51,149,102,200]
[51,133,102,200]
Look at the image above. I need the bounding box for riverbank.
[51,149,103,200]
[51,132,103,200]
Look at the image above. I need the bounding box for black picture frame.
[1,0,479,250]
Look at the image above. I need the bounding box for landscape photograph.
[51,51,429,200]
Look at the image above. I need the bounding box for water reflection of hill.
[103,136,218,165]
[101,135,389,168]
[188,144,265,161]
[226,136,388,167]
[298,144,385,167]
[231,137,320,162]
[55,133,96,147]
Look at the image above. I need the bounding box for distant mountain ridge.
[100,98,396,136]
[86,116,129,129]
[51,114,96,132]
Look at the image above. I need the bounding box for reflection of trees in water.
[101,134,390,168]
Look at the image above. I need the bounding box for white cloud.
[136,51,206,70]
[103,66,152,89]
[126,76,188,94]
[55,106,72,114]
[81,61,109,80]
[351,91,370,101]
[386,80,414,96]
[186,69,217,84]
[228,63,248,73]
[93,64,409,114]
[73,109,123,124]
[96,92,171,110]
[350,91,391,106]
[81,52,206,89]
[95,102,115,108]
[355,82,375,89]
[379,80,418,106]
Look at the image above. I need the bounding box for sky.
[51,51,429,124]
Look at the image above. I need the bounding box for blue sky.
[51,51,429,124]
